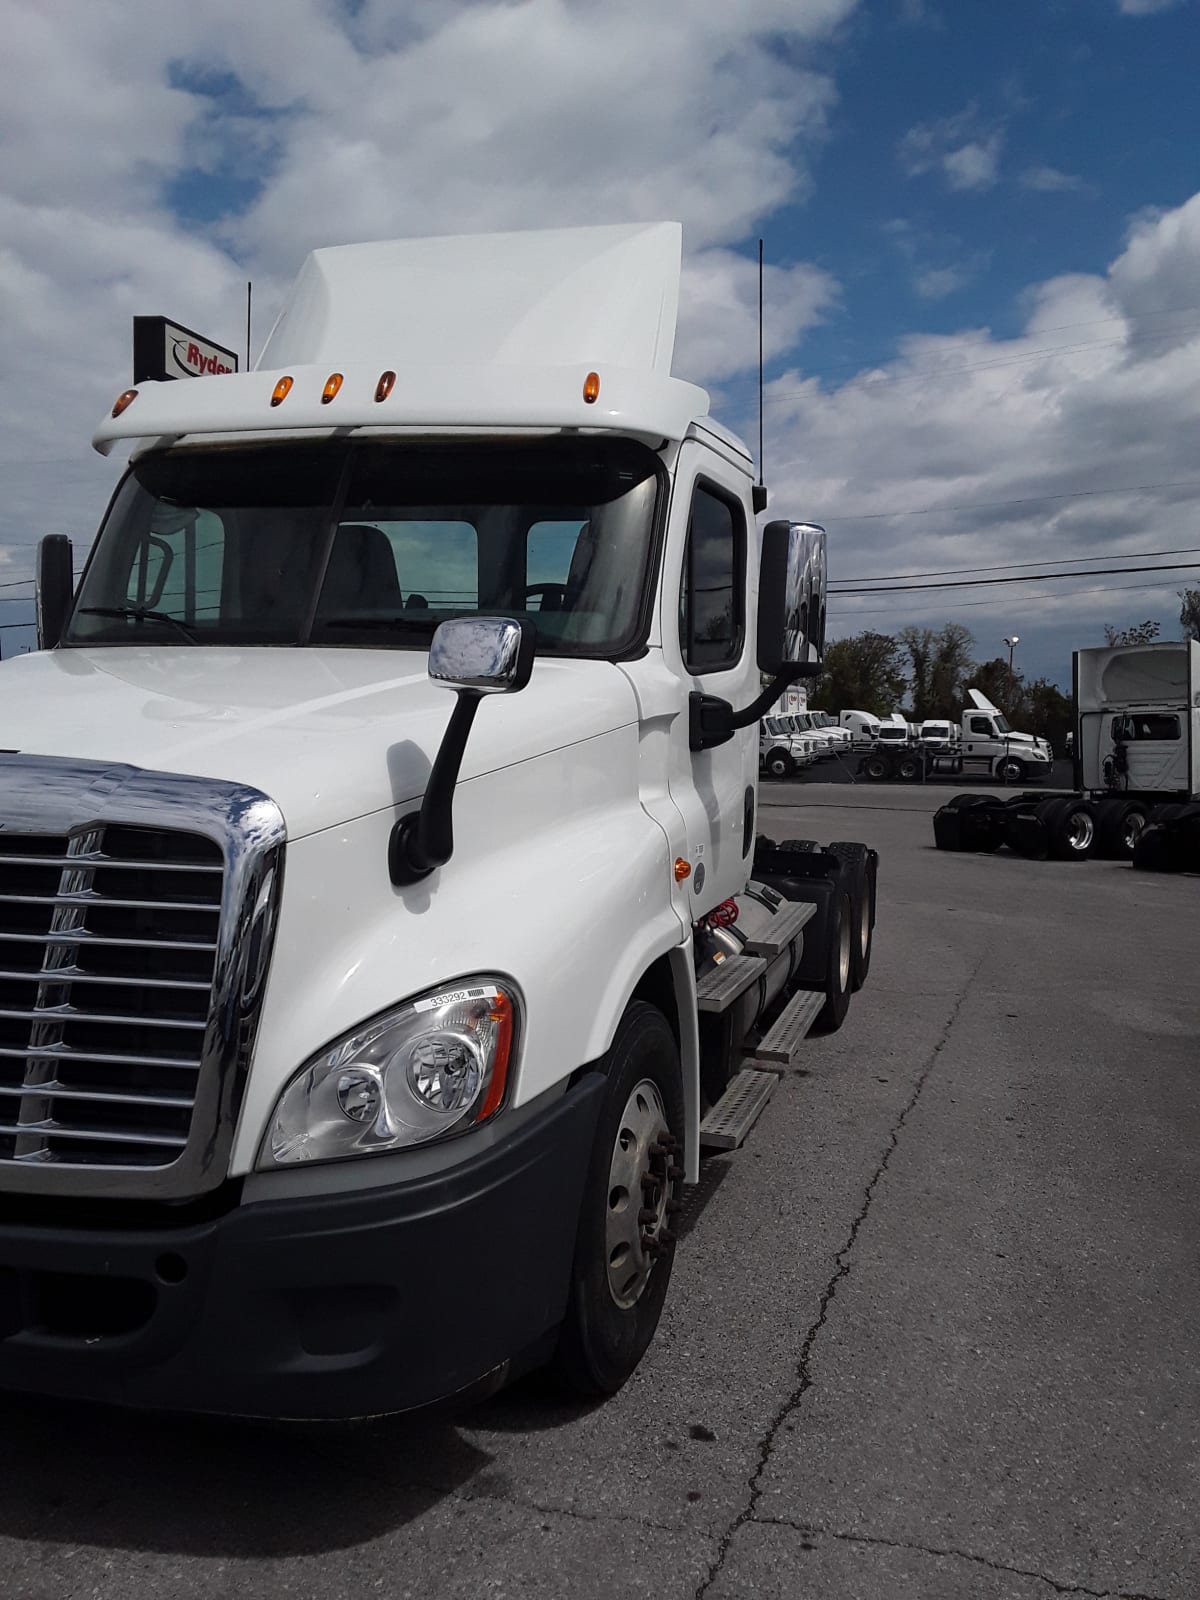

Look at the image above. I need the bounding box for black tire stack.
[932,790,1198,872]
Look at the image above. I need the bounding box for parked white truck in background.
[759,715,818,778]
[0,222,877,1418]
[935,641,1200,867]
[861,692,1052,783]
[839,709,882,747]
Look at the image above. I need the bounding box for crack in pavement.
[755,1518,1168,1600]
[694,947,990,1599]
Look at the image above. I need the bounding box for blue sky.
[790,0,1199,375]
[1,0,1198,688]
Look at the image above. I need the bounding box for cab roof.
[94,222,716,457]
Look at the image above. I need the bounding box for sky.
[2,0,1199,686]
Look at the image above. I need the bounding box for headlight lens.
[261,981,517,1167]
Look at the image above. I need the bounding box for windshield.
[994,714,1011,733]
[764,718,784,735]
[65,437,662,657]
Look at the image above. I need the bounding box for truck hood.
[0,647,639,838]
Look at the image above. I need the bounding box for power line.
[837,544,1200,584]
[832,559,1200,596]
[828,575,1185,621]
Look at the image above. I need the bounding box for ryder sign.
[133,316,239,383]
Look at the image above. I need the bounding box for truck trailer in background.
[934,641,1200,869]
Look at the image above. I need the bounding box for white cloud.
[0,0,858,638]
[913,265,970,299]
[677,252,838,385]
[1118,0,1185,13]
[941,137,1003,191]
[1020,165,1087,193]
[899,107,1004,192]
[760,194,1200,673]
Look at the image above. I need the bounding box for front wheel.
[997,757,1025,783]
[765,751,793,780]
[552,1002,684,1397]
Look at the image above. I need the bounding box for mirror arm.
[389,691,482,886]
[689,662,821,753]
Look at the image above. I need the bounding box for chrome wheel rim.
[1124,812,1146,850]
[605,1080,672,1310]
[1067,810,1094,851]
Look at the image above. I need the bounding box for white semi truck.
[860,692,1052,783]
[934,641,1199,866]
[0,223,877,1418]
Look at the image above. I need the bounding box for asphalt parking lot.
[2,784,1197,1600]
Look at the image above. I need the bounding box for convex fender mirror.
[389,617,535,887]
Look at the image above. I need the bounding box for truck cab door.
[663,440,758,916]
[964,713,993,763]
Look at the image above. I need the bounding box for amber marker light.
[583,370,601,404]
[321,372,344,404]
[270,376,294,407]
[375,369,397,403]
[477,993,515,1122]
[111,389,138,418]
[674,857,691,882]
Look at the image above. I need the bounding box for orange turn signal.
[270,376,294,407]
[321,372,344,405]
[674,857,691,882]
[477,992,515,1122]
[583,370,600,404]
[111,389,138,418]
[375,369,396,403]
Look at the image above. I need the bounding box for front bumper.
[0,1073,604,1419]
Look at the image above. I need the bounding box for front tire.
[552,1002,684,1398]
[997,757,1025,783]
[765,751,793,780]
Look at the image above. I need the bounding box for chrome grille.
[0,825,223,1168]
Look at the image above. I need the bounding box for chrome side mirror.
[428,616,535,694]
[390,618,535,886]
[758,520,827,675]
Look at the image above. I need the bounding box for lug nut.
[638,1207,659,1225]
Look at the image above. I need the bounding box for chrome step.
[695,953,767,1014]
[699,1067,779,1151]
[739,897,816,958]
[749,988,825,1066]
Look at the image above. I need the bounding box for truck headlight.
[261,980,517,1167]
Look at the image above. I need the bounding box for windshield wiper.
[77,606,197,643]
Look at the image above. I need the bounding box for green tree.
[1104,619,1160,646]
[901,623,974,719]
[1179,588,1200,643]
[966,656,1024,718]
[1023,677,1072,751]
[808,631,907,717]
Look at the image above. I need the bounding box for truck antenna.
[757,238,765,488]
[245,280,252,371]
